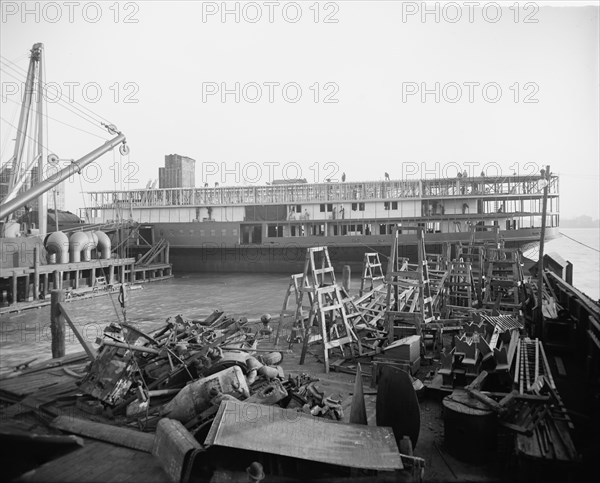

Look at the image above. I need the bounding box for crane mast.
[0,43,128,235]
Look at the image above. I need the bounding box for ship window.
[359,203,365,211]
[221,229,227,236]
[392,201,398,210]
[268,225,284,237]
[352,203,358,211]
[210,229,216,236]
[327,203,333,212]
[232,229,238,236]
[384,202,390,210]
[199,230,205,236]
[320,204,325,212]
[379,224,386,235]
[296,205,301,212]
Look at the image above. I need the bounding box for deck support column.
[51,289,66,358]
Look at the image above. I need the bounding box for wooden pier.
[1,258,173,315]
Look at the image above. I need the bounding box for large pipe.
[85,232,98,261]
[0,133,126,220]
[45,231,69,264]
[69,231,91,263]
[95,231,111,259]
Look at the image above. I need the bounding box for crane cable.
[559,232,600,253]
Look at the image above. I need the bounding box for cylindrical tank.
[45,231,69,264]
[3,220,21,238]
[160,366,249,423]
[95,231,111,259]
[442,392,497,462]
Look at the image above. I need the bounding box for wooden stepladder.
[298,247,361,373]
[444,259,477,310]
[275,273,311,346]
[385,227,434,343]
[359,253,386,296]
[482,248,523,313]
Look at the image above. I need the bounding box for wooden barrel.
[442,390,497,462]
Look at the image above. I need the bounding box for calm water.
[524,227,600,301]
[0,273,291,374]
[1,229,598,372]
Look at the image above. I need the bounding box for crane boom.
[0,133,126,220]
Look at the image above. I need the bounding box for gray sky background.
[1,1,598,219]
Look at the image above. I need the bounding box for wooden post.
[130,262,135,283]
[33,247,40,300]
[566,262,573,286]
[11,272,17,305]
[53,270,59,290]
[109,264,114,285]
[165,242,170,264]
[25,274,31,301]
[43,272,49,298]
[537,165,550,338]
[51,289,66,358]
[343,265,351,292]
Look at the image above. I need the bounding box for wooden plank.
[20,440,167,483]
[58,302,96,360]
[50,416,155,453]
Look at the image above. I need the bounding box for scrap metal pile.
[78,311,345,433]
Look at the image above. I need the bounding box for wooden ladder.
[444,259,477,310]
[482,248,523,313]
[299,284,360,373]
[275,273,311,345]
[296,247,361,372]
[385,227,434,343]
[359,252,385,296]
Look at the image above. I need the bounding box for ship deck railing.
[84,175,559,209]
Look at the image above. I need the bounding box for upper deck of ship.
[86,174,559,209]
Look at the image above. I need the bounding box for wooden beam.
[58,302,96,360]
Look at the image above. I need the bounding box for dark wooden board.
[376,365,420,450]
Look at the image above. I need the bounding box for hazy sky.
[1,1,598,219]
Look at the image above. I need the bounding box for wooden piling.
[43,272,49,298]
[343,265,351,292]
[11,272,17,305]
[33,247,40,300]
[53,270,60,290]
[51,289,66,358]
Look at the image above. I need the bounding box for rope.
[560,231,600,253]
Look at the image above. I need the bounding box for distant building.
[159,154,195,188]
